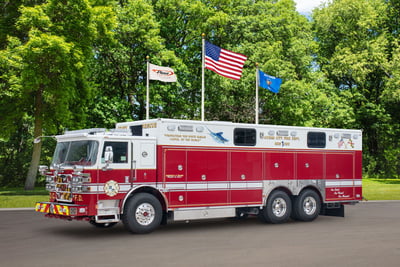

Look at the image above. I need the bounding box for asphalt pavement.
[1,201,399,267]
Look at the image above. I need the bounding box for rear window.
[307,132,326,148]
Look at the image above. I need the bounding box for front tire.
[292,189,321,222]
[259,190,292,224]
[122,193,162,234]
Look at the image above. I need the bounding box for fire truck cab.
[36,118,362,234]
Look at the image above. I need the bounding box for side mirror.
[102,146,113,171]
[104,146,113,163]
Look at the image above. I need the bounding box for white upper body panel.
[116,118,362,151]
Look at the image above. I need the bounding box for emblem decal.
[104,180,119,197]
[207,127,229,144]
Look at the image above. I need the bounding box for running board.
[95,214,120,223]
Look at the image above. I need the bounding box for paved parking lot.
[1,201,400,267]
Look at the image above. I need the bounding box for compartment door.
[186,149,229,206]
[230,150,263,205]
[325,152,355,201]
[162,148,187,207]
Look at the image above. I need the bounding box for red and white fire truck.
[35,118,362,233]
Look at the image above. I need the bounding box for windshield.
[51,140,99,167]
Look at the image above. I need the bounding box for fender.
[120,184,169,214]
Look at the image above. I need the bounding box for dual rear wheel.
[259,189,321,224]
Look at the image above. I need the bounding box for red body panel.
[265,152,295,180]
[297,152,324,180]
[326,152,355,179]
[159,145,362,208]
[231,151,263,181]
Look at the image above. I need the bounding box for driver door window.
[102,142,128,164]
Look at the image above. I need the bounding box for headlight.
[72,185,90,193]
[72,177,82,183]
[72,185,82,192]
[71,173,90,184]
[45,184,55,191]
[45,176,54,183]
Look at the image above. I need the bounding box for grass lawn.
[362,179,400,201]
[0,188,48,209]
[1,179,400,208]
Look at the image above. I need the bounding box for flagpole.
[146,56,150,120]
[255,63,259,124]
[201,33,205,121]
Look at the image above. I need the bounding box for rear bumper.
[35,202,88,216]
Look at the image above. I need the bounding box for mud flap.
[320,203,344,217]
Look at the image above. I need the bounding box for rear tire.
[259,190,292,224]
[292,189,321,222]
[122,193,162,234]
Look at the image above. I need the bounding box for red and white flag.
[149,63,177,82]
[205,41,247,80]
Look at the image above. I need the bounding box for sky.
[294,0,326,15]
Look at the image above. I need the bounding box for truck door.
[98,141,130,198]
[131,140,157,184]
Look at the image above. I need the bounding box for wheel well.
[122,186,167,213]
[271,186,293,197]
[265,186,323,207]
[299,186,322,198]
[264,186,293,206]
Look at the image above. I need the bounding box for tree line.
[1,0,400,189]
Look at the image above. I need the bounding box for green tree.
[153,0,352,127]
[0,0,96,189]
[87,0,182,127]
[313,0,400,177]
[0,1,48,49]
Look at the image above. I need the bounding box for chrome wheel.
[135,203,156,226]
[272,197,288,218]
[122,193,162,234]
[259,190,292,224]
[291,189,321,222]
[303,196,317,216]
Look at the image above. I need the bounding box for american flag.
[205,41,247,80]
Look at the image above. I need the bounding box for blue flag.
[258,70,282,93]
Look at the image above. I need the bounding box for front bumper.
[35,202,88,216]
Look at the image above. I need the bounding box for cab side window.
[102,142,128,163]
